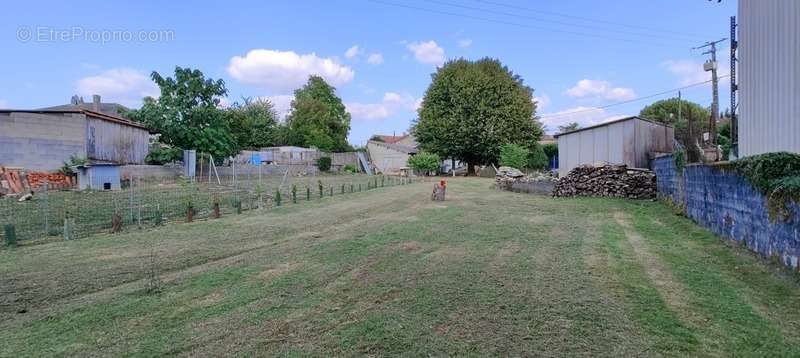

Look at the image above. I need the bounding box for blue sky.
[0,0,736,146]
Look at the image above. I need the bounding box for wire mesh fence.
[1,168,420,244]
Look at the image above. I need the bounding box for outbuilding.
[554,116,674,177]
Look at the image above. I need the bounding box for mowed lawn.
[1,178,799,357]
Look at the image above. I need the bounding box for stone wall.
[653,155,800,270]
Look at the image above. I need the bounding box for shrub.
[408,152,440,175]
[59,155,87,175]
[499,143,529,169]
[343,164,358,173]
[528,144,548,171]
[542,143,558,160]
[145,145,182,165]
[732,152,800,221]
[317,156,332,172]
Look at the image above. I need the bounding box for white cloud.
[345,45,362,59]
[457,38,472,48]
[0,100,8,108]
[367,53,384,65]
[76,68,158,108]
[264,94,294,120]
[662,59,729,87]
[406,40,445,65]
[346,92,418,121]
[227,49,355,93]
[565,79,636,101]
[539,106,630,134]
[533,94,551,110]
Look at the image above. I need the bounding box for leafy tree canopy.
[640,97,710,149]
[499,143,529,169]
[284,76,352,152]
[226,97,279,150]
[557,122,580,133]
[124,66,238,159]
[414,58,543,174]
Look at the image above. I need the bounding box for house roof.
[368,140,418,154]
[553,116,673,138]
[0,109,149,131]
[41,102,129,117]
[373,134,410,144]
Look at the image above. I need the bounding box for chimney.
[92,95,101,111]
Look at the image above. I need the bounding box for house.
[737,0,800,157]
[0,108,151,171]
[41,95,130,118]
[367,134,418,175]
[554,116,674,177]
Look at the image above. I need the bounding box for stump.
[111,213,123,233]
[212,202,220,219]
[432,183,446,201]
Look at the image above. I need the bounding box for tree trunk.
[466,161,476,176]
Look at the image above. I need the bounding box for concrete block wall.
[653,155,800,269]
[0,112,86,171]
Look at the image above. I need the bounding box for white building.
[737,0,800,157]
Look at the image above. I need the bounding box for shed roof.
[0,108,149,131]
[553,116,673,138]
[368,140,418,154]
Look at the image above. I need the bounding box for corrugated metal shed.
[738,0,800,157]
[554,116,674,176]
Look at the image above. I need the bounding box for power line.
[539,75,730,119]
[472,0,714,39]
[427,0,704,43]
[367,0,688,47]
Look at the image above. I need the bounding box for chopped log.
[432,183,446,201]
[553,163,656,199]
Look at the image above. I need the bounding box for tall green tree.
[226,97,279,149]
[640,98,710,149]
[283,76,352,151]
[414,58,543,174]
[125,66,238,159]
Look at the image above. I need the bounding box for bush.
[60,155,87,175]
[343,164,358,173]
[528,144,549,171]
[499,143,529,169]
[145,145,182,165]
[408,152,440,175]
[317,156,332,172]
[732,152,800,221]
[542,143,558,161]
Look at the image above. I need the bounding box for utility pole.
[693,38,726,145]
[730,16,739,158]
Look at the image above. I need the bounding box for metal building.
[738,0,800,157]
[554,116,674,177]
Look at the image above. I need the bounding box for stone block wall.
[653,155,800,269]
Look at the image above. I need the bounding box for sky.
[0,0,737,146]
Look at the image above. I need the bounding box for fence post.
[4,224,16,247]
[137,176,142,229]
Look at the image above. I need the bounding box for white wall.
[367,141,410,174]
[738,0,800,157]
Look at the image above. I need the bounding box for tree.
[542,143,558,162]
[284,76,352,151]
[640,98,710,149]
[528,144,549,171]
[407,152,441,175]
[124,67,238,160]
[414,58,543,175]
[557,122,580,133]
[226,97,279,149]
[499,143,529,169]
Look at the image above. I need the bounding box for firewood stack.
[553,163,656,199]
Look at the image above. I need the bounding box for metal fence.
[1,168,419,243]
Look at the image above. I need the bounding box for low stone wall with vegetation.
[653,154,800,270]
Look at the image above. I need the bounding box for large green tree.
[283,76,352,151]
[640,98,710,149]
[125,67,238,159]
[226,97,279,149]
[414,58,543,174]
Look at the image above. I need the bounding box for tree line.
[124,67,353,164]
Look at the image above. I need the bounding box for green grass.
[1,178,799,357]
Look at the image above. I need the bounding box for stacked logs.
[553,163,656,199]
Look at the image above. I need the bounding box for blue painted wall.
[653,155,800,270]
